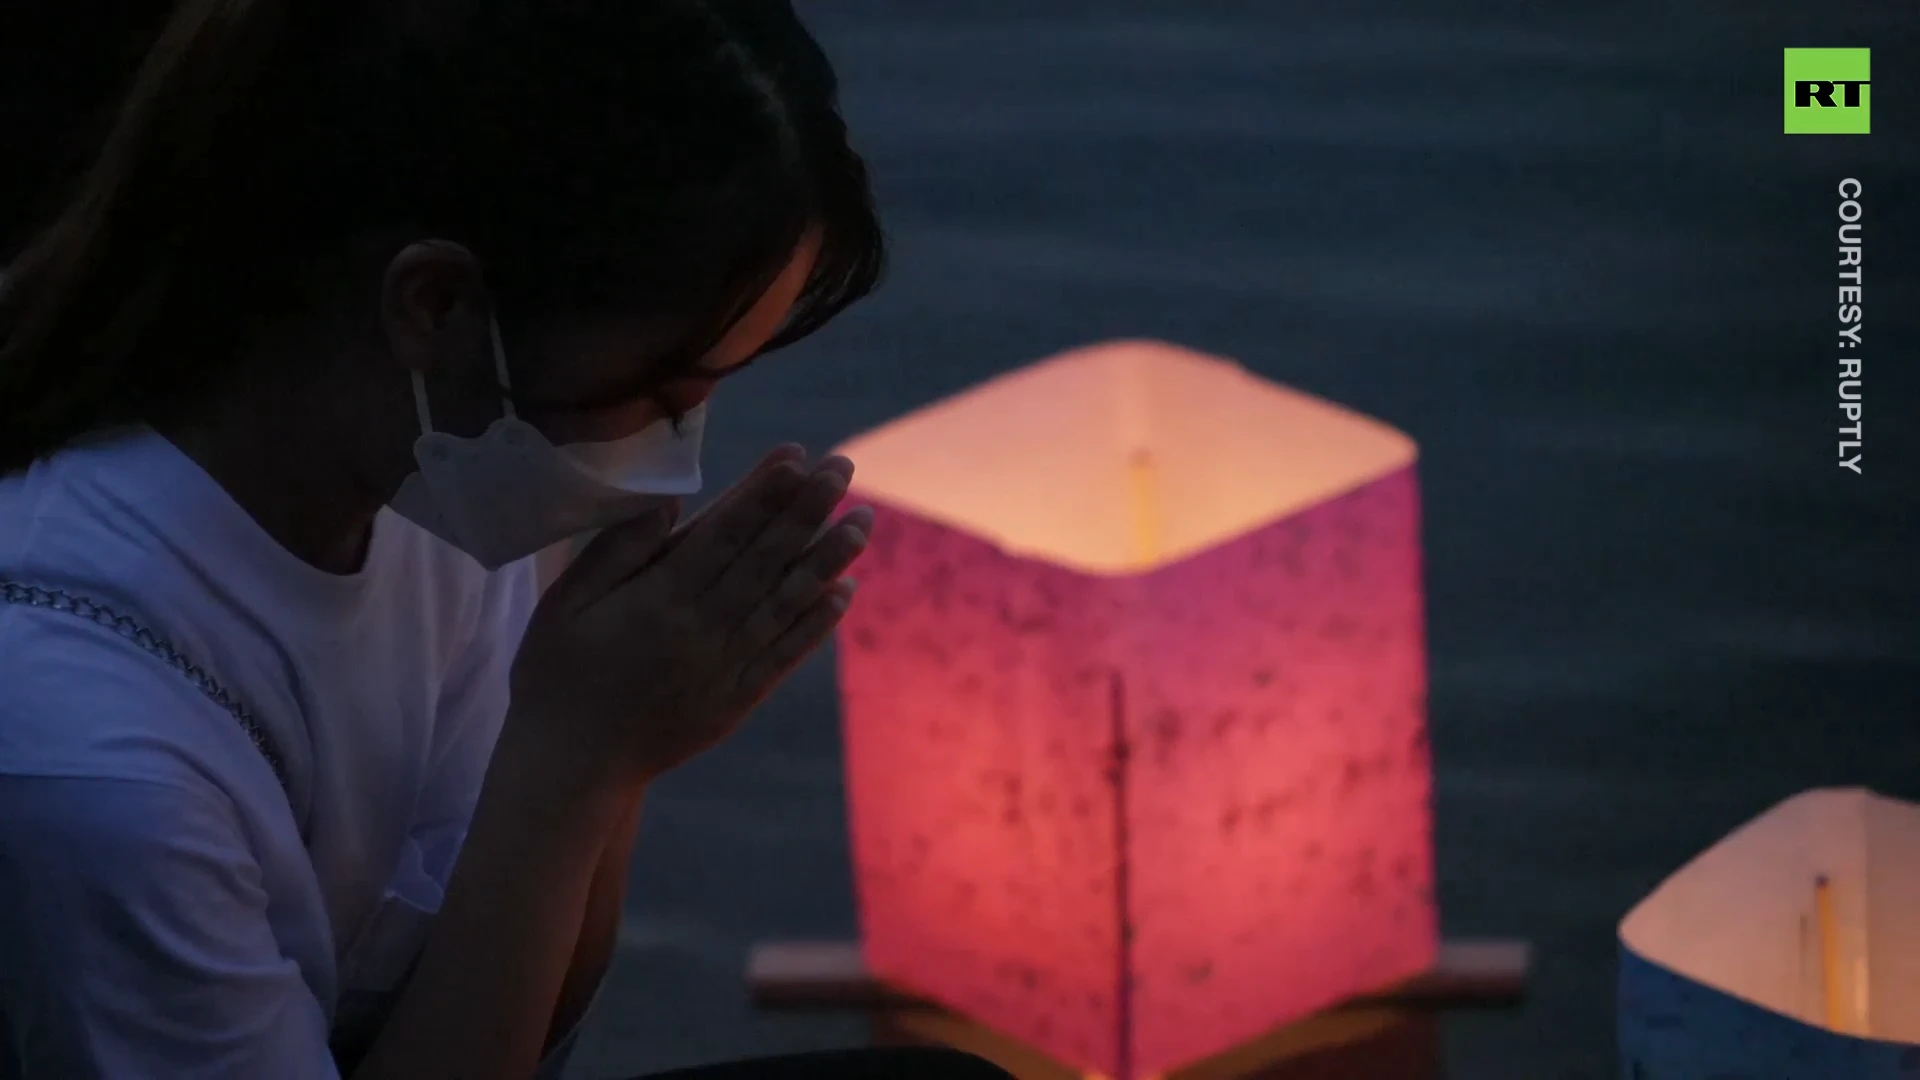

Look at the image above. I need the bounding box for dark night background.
[4,1,1917,1078]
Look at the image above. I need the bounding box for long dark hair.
[0,1,176,260]
[0,0,885,474]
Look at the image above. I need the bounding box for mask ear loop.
[409,371,435,435]
[406,315,510,435]
[488,316,518,421]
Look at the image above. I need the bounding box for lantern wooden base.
[748,938,1529,1012]
[747,939,1529,1080]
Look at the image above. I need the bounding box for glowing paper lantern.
[1618,788,1920,1078]
[832,340,1436,1079]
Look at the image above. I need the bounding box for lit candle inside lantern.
[832,340,1437,1079]
[1815,874,1847,1033]
[1619,787,1920,1077]
[1127,449,1160,564]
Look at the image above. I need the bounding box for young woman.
[0,2,1009,1078]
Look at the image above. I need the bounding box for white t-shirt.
[0,428,580,1078]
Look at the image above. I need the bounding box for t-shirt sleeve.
[0,773,338,1080]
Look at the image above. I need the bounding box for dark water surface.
[572,2,1919,1077]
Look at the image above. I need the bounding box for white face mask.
[387,315,705,570]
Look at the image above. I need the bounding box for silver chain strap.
[1,578,290,789]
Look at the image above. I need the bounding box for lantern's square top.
[834,340,1417,574]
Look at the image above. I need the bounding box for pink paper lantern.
[832,340,1437,1079]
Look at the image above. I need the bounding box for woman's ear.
[379,241,490,375]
